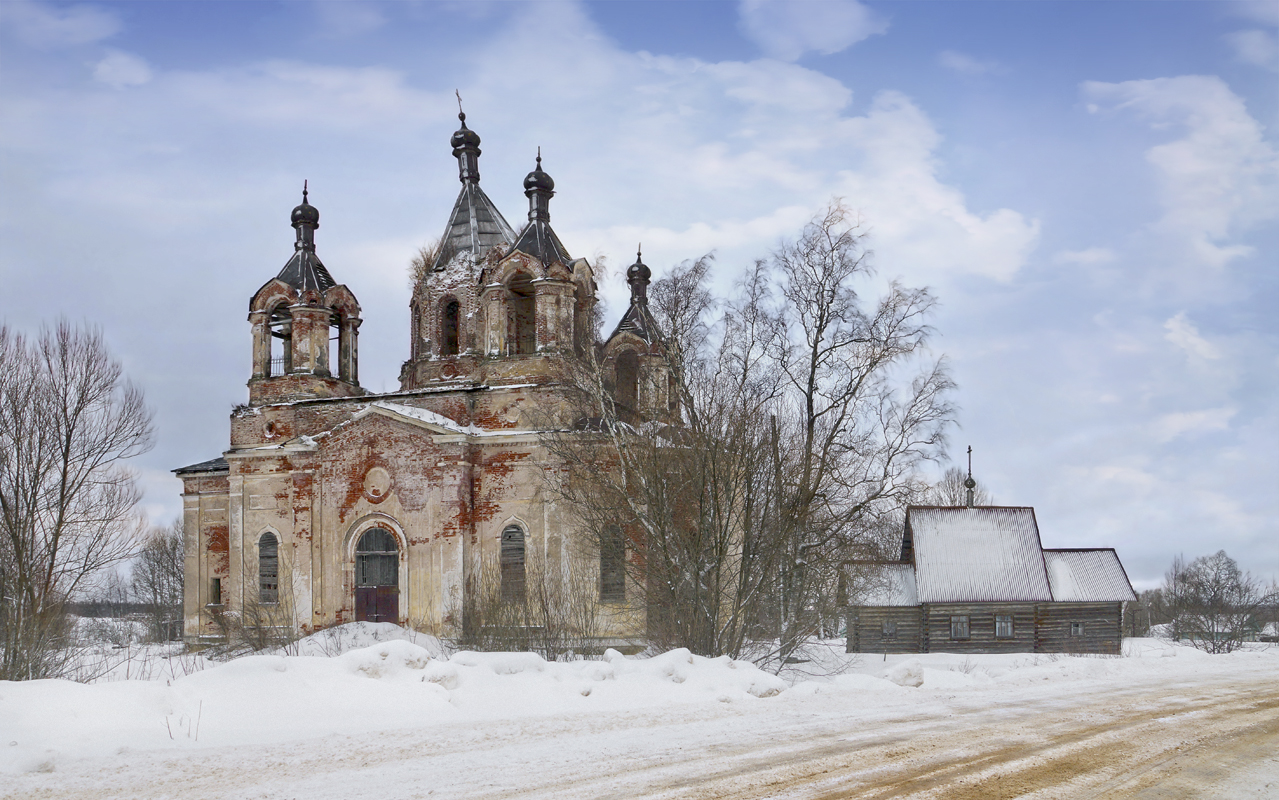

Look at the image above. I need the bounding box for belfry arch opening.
[441,298,460,356]
[268,304,292,376]
[354,528,399,623]
[615,350,639,423]
[507,273,535,356]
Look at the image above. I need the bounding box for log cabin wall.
[847,606,923,654]
[1034,601,1123,654]
[922,603,1038,654]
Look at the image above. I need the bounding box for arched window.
[355,528,398,587]
[268,305,292,377]
[615,351,639,423]
[500,524,526,603]
[600,525,625,603]
[441,299,460,356]
[258,533,279,604]
[507,273,535,356]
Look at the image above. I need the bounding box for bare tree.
[130,518,184,642]
[0,322,153,679]
[923,466,992,507]
[1164,550,1276,654]
[540,203,954,664]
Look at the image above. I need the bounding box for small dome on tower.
[450,112,481,150]
[626,249,651,283]
[291,184,319,228]
[523,152,555,192]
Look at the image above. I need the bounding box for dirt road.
[12,666,1279,799]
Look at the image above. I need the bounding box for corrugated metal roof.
[510,219,571,266]
[1044,549,1136,602]
[909,506,1053,603]
[858,564,919,607]
[433,182,516,269]
[276,248,336,293]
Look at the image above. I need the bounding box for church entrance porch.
[354,528,399,623]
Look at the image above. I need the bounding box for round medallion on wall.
[362,466,393,503]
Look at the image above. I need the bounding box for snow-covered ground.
[2,625,1277,798]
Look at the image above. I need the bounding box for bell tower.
[247,186,364,405]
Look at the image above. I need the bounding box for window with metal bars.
[600,525,625,603]
[501,525,526,603]
[259,533,279,604]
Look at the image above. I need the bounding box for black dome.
[291,195,319,228]
[626,257,651,283]
[523,161,555,192]
[451,112,481,149]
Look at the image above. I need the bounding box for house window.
[501,524,526,603]
[258,533,279,604]
[210,577,222,606]
[882,621,898,638]
[1071,621,1085,637]
[600,525,625,603]
[995,615,1014,639]
[950,615,970,640]
[441,299,460,355]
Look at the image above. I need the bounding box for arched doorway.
[354,528,399,623]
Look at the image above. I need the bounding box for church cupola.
[430,104,516,272]
[247,185,364,405]
[509,150,572,267]
[450,110,482,185]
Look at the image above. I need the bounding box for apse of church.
[175,112,671,646]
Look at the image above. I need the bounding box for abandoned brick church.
[175,112,669,645]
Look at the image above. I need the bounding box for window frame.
[599,525,626,603]
[500,524,526,603]
[881,620,898,639]
[1070,621,1085,637]
[258,532,279,605]
[995,614,1014,639]
[950,614,970,641]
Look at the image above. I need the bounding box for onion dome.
[450,111,481,150]
[626,247,651,285]
[291,182,319,229]
[523,152,555,192]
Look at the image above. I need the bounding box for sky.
[1,0,1275,590]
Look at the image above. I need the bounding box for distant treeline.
[69,600,155,618]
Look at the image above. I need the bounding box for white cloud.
[1229,0,1279,26]
[1163,311,1221,360]
[937,50,1001,76]
[1154,407,1236,442]
[313,0,387,37]
[2,0,119,47]
[1226,29,1279,70]
[93,50,152,89]
[738,0,887,61]
[1083,76,1279,271]
[1053,247,1115,265]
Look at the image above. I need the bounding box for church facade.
[175,112,669,646]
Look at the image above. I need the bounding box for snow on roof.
[1044,549,1137,602]
[857,564,919,607]
[909,507,1053,603]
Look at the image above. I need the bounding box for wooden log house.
[846,506,1137,655]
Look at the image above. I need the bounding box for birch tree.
[0,322,153,679]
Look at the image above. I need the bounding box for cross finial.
[637,243,642,260]
[456,89,465,122]
[967,445,972,479]
[302,179,309,203]
[964,445,976,507]
[536,146,541,168]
